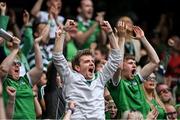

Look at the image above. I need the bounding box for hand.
[68,101,76,109]
[115,21,127,37]
[95,11,105,23]
[132,26,144,40]
[63,19,77,35]
[40,25,50,42]
[146,108,159,120]
[34,36,43,44]
[23,10,30,26]
[56,24,64,38]
[0,2,6,15]
[6,86,16,98]
[12,37,20,50]
[100,21,113,34]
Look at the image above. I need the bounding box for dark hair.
[124,54,135,61]
[95,45,109,60]
[156,82,166,94]
[32,19,48,36]
[71,49,93,71]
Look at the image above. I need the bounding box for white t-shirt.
[38,11,65,38]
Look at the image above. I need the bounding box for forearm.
[6,97,15,119]
[63,110,72,120]
[54,31,66,53]
[0,49,19,76]
[100,49,123,83]
[141,37,160,64]
[99,30,107,45]
[0,97,6,119]
[75,23,98,45]
[34,97,42,118]
[34,43,43,70]
[52,52,72,79]
[108,32,119,49]
[12,24,21,39]
[31,0,43,17]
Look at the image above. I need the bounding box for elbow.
[151,59,160,69]
[30,11,38,18]
[36,110,42,118]
[154,58,160,66]
[0,65,8,76]
[36,65,44,74]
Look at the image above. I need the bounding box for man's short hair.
[124,54,135,61]
[95,45,109,60]
[71,49,93,71]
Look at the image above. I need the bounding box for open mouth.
[132,69,136,75]
[14,69,19,73]
[88,68,94,74]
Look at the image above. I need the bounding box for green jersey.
[107,74,149,118]
[77,20,100,49]
[3,74,36,119]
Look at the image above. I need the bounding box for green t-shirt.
[77,20,100,49]
[66,40,78,61]
[3,74,36,119]
[107,74,149,118]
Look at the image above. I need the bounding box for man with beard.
[107,26,160,119]
[53,19,124,119]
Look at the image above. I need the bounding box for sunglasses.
[159,88,171,94]
[166,111,177,116]
[13,60,21,66]
[146,76,156,81]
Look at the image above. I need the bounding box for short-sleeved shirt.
[3,74,36,119]
[107,74,149,118]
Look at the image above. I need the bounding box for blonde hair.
[142,85,166,111]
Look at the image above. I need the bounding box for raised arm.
[0,2,9,32]
[31,0,44,17]
[98,21,123,83]
[0,37,20,79]
[133,26,160,79]
[6,86,16,119]
[95,12,107,45]
[112,21,126,85]
[53,20,77,80]
[27,36,43,86]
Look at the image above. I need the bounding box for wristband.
[67,108,75,114]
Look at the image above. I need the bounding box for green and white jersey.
[107,74,149,118]
[3,74,36,119]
